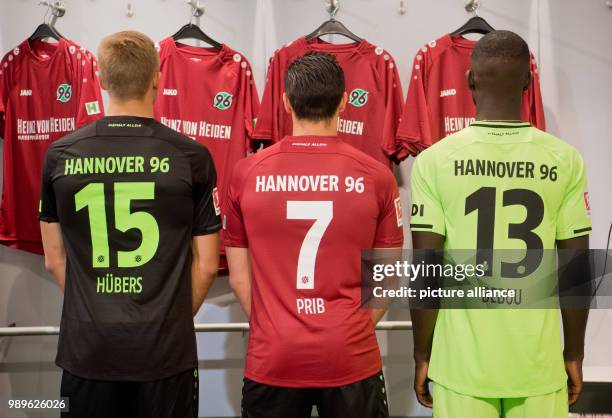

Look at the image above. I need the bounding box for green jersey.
[410,121,592,397]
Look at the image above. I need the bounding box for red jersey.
[154,38,259,225]
[223,136,404,387]
[0,38,103,254]
[397,34,545,155]
[254,37,406,166]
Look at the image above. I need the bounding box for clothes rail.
[0,321,413,337]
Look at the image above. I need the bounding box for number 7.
[287,201,333,290]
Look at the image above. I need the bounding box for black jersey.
[39,116,221,381]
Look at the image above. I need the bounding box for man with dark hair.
[409,30,591,417]
[224,51,403,418]
[284,52,346,121]
[40,31,221,417]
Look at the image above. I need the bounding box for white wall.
[0,1,610,417]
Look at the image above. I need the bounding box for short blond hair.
[98,31,159,101]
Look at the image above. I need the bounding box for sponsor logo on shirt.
[20,89,32,96]
[440,89,457,98]
[16,117,75,141]
[163,88,178,96]
[348,88,369,107]
[85,101,101,115]
[338,118,364,136]
[444,116,475,135]
[213,91,233,110]
[159,117,231,140]
[394,197,403,227]
[56,83,72,103]
[584,192,591,215]
[212,187,221,216]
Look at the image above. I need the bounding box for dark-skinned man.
[409,30,591,418]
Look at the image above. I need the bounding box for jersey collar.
[96,116,156,137]
[167,37,228,65]
[24,38,68,67]
[301,36,368,57]
[471,121,532,129]
[280,135,341,153]
[470,121,533,143]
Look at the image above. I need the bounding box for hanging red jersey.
[154,38,259,225]
[0,38,103,254]
[254,37,406,167]
[223,135,404,387]
[397,34,545,155]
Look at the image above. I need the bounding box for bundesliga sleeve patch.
[394,197,403,227]
[583,191,591,215]
[212,187,221,216]
[85,101,101,115]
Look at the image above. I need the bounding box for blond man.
[40,31,220,418]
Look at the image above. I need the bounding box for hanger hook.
[186,0,204,25]
[38,1,65,26]
[326,0,339,20]
[465,0,480,16]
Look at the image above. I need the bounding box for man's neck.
[475,98,522,122]
[292,117,338,137]
[106,98,154,118]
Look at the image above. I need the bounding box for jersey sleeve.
[556,150,592,240]
[253,53,281,143]
[396,48,432,157]
[373,169,404,248]
[381,54,407,162]
[0,55,8,138]
[222,162,249,248]
[76,52,104,128]
[39,146,59,223]
[191,146,222,235]
[409,153,445,236]
[244,61,261,152]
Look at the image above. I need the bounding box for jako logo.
[440,89,457,97]
[20,89,32,96]
[163,89,178,96]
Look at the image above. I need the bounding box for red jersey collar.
[298,36,369,57]
[166,37,229,65]
[24,38,68,66]
[280,135,341,152]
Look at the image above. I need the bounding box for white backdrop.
[0,1,611,417]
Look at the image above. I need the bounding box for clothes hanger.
[450,15,495,36]
[305,2,361,43]
[29,23,64,41]
[172,23,222,50]
[29,2,65,41]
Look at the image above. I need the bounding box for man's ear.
[152,72,161,90]
[282,93,292,115]
[467,69,475,91]
[99,76,107,92]
[523,70,531,91]
[337,91,348,114]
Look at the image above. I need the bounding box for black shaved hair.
[472,30,530,67]
[468,30,532,119]
[285,52,345,122]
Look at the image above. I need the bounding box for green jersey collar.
[471,120,532,129]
